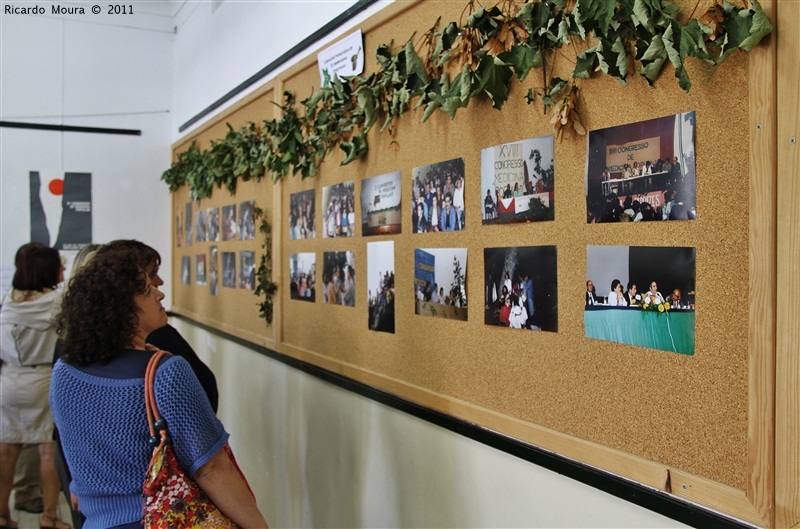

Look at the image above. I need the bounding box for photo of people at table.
[289,252,316,302]
[414,247,467,320]
[585,111,696,224]
[322,251,355,306]
[585,245,696,355]
[289,190,315,239]
[411,158,465,233]
[222,204,237,241]
[222,251,236,288]
[484,246,558,332]
[368,241,395,333]
[238,200,256,240]
[239,250,256,290]
[481,135,554,224]
[323,181,356,238]
[361,170,402,236]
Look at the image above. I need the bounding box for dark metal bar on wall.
[169,312,753,529]
[0,121,141,136]
[177,0,381,134]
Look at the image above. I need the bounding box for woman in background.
[50,248,267,528]
[0,245,69,529]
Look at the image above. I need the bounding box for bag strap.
[145,350,169,439]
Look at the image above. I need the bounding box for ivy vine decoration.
[162,0,772,197]
[254,206,278,325]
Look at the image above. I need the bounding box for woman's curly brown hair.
[57,248,147,366]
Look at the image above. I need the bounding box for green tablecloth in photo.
[584,306,695,355]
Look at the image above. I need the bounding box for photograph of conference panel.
[322,181,355,238]
[414,247,467,321]
[484,246,558,332]
[322,251,355,306]
[368,241,395,334]
[288,190,316,239]
[481,135,554,224]
[411,157,465,233]
[585,111,696,223]
[221,204,237,241]
[361,170,402,236]
[585,245,696,355]
[289,252,316,302]
[240,250,256,290]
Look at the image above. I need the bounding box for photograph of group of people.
[322,181,356,238]
[481,134,555,224]
[322,251,356,306]
[585,245,696,355]
[215,201,257,242]
[585,111,696,224]
[362,171,402,236]
[368,241,395,333]
[413,247,467,320]
[289,189,316,240]
[240,250,256,290]
[289,252,316,301]
[483,246,558,332]
[411,158,465,233]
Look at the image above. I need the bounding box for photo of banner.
[361,170,402,236]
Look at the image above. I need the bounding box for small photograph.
[289,190,315,240]
[585,245,696,355]
[289,252,316,302]
[322,181,356,238]
[195,254,207,286]
[194,209,207,243]
[585,111,696,223]
[184,202,193,246]
[322,251,355,306]
[175,207,183,248]
[411,158,465,233]
[206,207,220,242]
[481,135,554,224]
[484,246,558,332]
[414,247,467,320]
[181,256,191,285]
[240,250,256,290]
[368,241,395,333]
[361,170,402,236]
[238,200,256,240]
[221,251,236,288]
[222,204,237,241]
[209,246,219,296]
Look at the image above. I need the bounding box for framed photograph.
[193,209,207,243]
[209,246,219,296]
[206,207,220,242]
[289,190,315,240]
[238,200,256,240]
[411,158,465,233]
[361,171,402,236]
[222,204,237,241]
[368,241,395,333]
[585,111,696,223]
[221,251,236,288]
[184,202,192,246]
[414,247,467,320]
[484,246,558,332]
[322,181,356,238]
[585,245,696,355]
[289,252,316,302]
[239,250,255,290]
[195,254,206,286]
[322,251,355,306]
[175,206,183,248]
[180,256,191,285]
[481,135,554,224]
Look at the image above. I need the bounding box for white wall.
[1,7,175,304]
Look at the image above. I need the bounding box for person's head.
[72,243,103,274]
[650,281,658,293]
[57,248,166,366]
[98,240,162,286]
[416,202,424,217]
[586,280,595,293]
[443,192,453,212]
[611,279,622,293]
[672,289,681,300]
[14,242,46,267]
[627,282,637,295]
[12,245,63,292]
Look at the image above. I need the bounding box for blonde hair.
[71,243,102,274]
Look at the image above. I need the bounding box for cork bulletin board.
[170,1,798,526]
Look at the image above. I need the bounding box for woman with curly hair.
[0,244,68,529]
[49,248,267,528]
